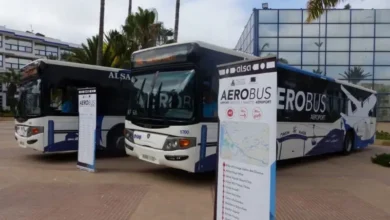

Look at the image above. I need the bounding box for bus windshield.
[127,69,195,121]
[16,79,41,117]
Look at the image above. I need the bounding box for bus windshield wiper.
[132,78,146,117]
[148,71,159,116]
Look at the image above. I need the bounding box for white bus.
[14,59,131,154]
[123,41,377,173]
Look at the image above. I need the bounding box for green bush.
[376,130,390,140]
[371,153,390,167]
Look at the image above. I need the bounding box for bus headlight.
[124,129,134,142]
[163,137,196,151]
[28,126,44,137]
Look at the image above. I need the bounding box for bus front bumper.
[124,139,197,172]
[14,133,45,152]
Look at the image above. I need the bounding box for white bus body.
[14,59,131,153]
[124,42,377,173]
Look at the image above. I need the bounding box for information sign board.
[77,88,97,172]
[214,57,278,220]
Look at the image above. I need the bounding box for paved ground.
[1,121,390,220]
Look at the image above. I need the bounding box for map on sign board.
[219,121,270,167]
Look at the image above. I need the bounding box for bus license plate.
[141,154,157,163]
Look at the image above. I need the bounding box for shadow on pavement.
[24,150,129,164]
[136,167,216,186]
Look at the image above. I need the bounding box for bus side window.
[49,86,78,114]
[50,88,63,109]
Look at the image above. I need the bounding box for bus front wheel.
[342,130,354,155]
[106,124,127,156]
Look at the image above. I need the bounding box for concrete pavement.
[1,121,390,219]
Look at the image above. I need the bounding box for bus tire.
[342,130,354,155]
[106,124,126,156]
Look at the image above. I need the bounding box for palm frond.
[306,0,343,23]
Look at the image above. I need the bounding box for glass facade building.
[235,9,390,121]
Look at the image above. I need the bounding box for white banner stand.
[214,56,278,220]
[77,87,97,172]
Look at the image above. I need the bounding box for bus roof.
[21,58,125,73]
[277,62,377,94]
[132,40,258,60]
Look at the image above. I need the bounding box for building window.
[374,67,390,80]
[327,24,350,37]
[258,10,278,23]
[350,52,374,66]
[302,52,325,65]
[326,38,350,51]
[376,9,390,23]
[279,10,302,23]
[258,38,277,53]
[326,52,349,65]
[4,38,33,53]
[375,38,390,51]
[351,24,374,37]
[278,38,301,51]
[351,38,374,51]
[302,38,326,51]
[259,24,277,37]
[351,10,374,23]
[375,52,390,66]
[35,44,58,58]
[5,56,33,70]
[278,52,301,65]
[303,24,326,37]
[327,10,350,23]
[279,24,301,37]
[0,35,2,48]
[0,54,3,67]
[376,24,390,37]
[326,66,349,79]
[302,10,326,23]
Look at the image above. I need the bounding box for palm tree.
[259,43,270,56]
[128,0,132,16]
[278,58,289,64]
[344,3,351,9]
[339,66,372,84]
[259,43,288,63]
[64,35,116,67]
[313,68,324,75]
[46,54,58,60]
[174,0,180,42]
[66,7,173,68]
[0,69,21,113]
[306,0,341,22]
[124,7,170,49]
[96,0,105,65]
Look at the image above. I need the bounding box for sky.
[0,0,389,49]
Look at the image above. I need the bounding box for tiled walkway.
[1,121,390,219]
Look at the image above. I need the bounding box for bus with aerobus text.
[123,41,377,173]
[14,59,131,154]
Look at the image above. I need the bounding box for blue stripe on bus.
[48,120,54,145]
[44,116,105,153]
[195,125,217,172]
[270,161,276,220]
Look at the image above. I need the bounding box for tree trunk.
[128,0,132,16]
[173,0,180,42]
[96,0,105,65]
